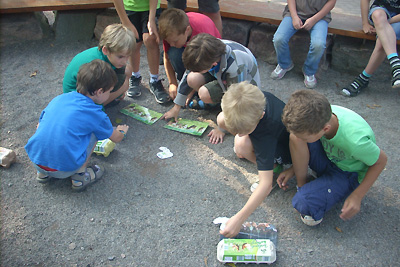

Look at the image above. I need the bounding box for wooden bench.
[0,0,382,42]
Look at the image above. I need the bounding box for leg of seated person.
[303,19,328,76]
[371,9,397,55]
[234,134,256,163]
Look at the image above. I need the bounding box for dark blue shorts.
[292,140,360,220]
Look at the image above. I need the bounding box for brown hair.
[98,24,135,54]
[76,59,117,96]
[182,33,226,72]
[158,8,189,40]
[282,90,332,134]
[221,82,265,135]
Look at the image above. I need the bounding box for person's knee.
[371,10,389,26]
[187,72,204,89]
[198,87,212,103]
[310,39,326,53]
[292,191,311,215]
[143,33,158,48]
[272,33,286,46]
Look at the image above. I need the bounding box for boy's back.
[25,91,113,171]
[321,105,379,182]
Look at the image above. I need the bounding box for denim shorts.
[292,140,360,221]
[369,5,398,26]
[33,133,98,179]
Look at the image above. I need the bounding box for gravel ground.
[1,35,399,266]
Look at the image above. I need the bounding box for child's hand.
[168,84,178,100]
[292,15,303,30]
[117,124,129,134]
[340,192,362,220]
[362,23,376,34]
[220,216,242,238]
[208,128,225,144]
[302,17,316,31]
[161,104,181,122]
[277,167,295,190]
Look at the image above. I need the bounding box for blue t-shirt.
[25,92,113,171]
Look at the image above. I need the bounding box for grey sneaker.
[303,73,317,89]
[149,79,170,104]
[127,76,142,98]
[271,63,294,79]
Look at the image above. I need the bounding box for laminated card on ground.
[164,118,208,136]
[120,103,162,125]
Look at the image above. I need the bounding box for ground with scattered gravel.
[1,33,399,266]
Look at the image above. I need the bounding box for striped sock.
[388,54,400,78]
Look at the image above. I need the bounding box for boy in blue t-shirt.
[280,90,387,226]
[26,60,129,192]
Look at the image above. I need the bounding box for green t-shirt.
[320,105,380,183]
[123,0,161,12]
[63,47,114,93]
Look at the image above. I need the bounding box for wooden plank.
[0,0,386,42]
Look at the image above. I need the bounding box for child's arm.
[389,14,400,24]
[164,52,179,99]
[109,124,129,143]
[220,170,274,238]
[302,0,336,31]
[361,0,375,34]
[288,0,303,30]
[340,149,387,220]
[113,0,139,39]
[148,0,160,44]
[279,133,309,188]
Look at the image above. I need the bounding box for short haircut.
[182,33,226,72]
[282,90,332,134]
[98,24,135,54]
[159,8,189,40]
[76,59,117,96]
[221,81,265,135]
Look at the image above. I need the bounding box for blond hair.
[221,81,265,135]
[159,8,189,40]
[282,90,332,134]
[182,33,226,72]
[98,24,135,54]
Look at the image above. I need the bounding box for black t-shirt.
[249,92,291,171]
[372,0,400,13]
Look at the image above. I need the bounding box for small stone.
[121,254,126,258]
[8,183,13,187]
[69,243,76,250]
[80,247,84,250]
[90,218,95,222]
[134,192,141,196]
[108,256,115,261]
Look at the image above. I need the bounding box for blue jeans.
[167,47,185,80]
[273,16,329,76]
[292,141,360,221]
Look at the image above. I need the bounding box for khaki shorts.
[202,72,223,103]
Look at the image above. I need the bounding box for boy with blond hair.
[63,24,135,107]
[162,34,260,145]
[158,8,220,99]
[213,82,292,238]
[27,60,129,192]
[280,90,387,226]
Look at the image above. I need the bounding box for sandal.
[71,164,104,192]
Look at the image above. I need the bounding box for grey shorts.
[167,0,220,13]
[113,66,126,93]
[202,72,224,103]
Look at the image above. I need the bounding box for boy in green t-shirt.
[279,90,387,226]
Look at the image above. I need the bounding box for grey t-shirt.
[282,0,332,23]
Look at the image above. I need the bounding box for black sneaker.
[149,79,170,104]
[341,76,369,97]
[127,76,142,98]
[392,74,400,88]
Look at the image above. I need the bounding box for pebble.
[69,243,76,250]
[108,256,115,261]
[121,254,126,259]
[90,218,95,222]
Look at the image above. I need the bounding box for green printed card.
[120,103,162,125]
[164,118,208,136]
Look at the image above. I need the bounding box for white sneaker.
[300,214,323,226]
[303,73,317,88]
[250,182,259,192]
[270,63,294,80]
